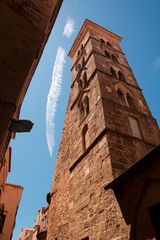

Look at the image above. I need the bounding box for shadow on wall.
[105,145,160,240]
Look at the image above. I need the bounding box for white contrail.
[153,55,160,71]
[63,17,75,38]
[46,47,66,156]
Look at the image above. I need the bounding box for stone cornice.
[68,19,122,58]
[69,127,155,172]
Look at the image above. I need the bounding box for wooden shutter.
[129,116,142,139]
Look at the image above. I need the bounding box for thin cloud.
[153,56,160,71]
[63,17,75,38]
[46,47,66,156]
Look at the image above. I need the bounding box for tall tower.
[47,20,160,240]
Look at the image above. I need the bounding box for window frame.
[128,116,143,139]
[82,124,89,151]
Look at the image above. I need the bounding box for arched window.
[105,50,110,58]
[111,54,118,62]
[100,38,105,44]
[76,63,81,71]
[82,56,85,66]
[107,41,112,47]
[128,116,142,139]
[84,96,89,116]
[118,71,126,82]
[81,44,86,55]
[110,67,117,78]
[117,90,127,106]
[78,79,83,90]
[83,48,86,55]
[77,50,80,58]
[82,72,87,88]
[126,94,136,110]
[79,96,89,122]
[80,104,85,122]
[82,124,89,151]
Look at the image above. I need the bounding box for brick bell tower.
[47,20,160,240]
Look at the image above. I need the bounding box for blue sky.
[8,1,160,239]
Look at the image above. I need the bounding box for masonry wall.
[0,0,63,168]
[47,45,130,240]
[47,101,129,240]
[47,20,160,240]
[69,135,130,240]
[47,110,71,240]
[89,30,160,176]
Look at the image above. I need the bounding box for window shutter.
[129,116,142,139]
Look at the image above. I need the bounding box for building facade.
[0,0,63,169]
[19,207,48,240]
[0,183,23,240]
[0,1,63,239]
[19,228,34,240]
[47,20,160,239]
[34,207,48,240]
